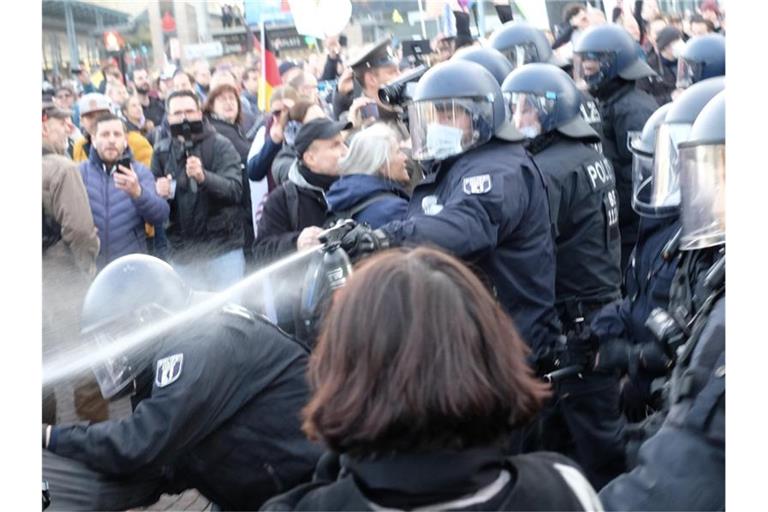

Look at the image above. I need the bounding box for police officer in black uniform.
[599,90,725,511]
[591,76,725,426]
[500,62,624,489]
[488,20,605,154]
[335,59,558,359]
[574,24,660,272]
[42,255,322,510]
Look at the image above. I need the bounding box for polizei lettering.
[585,158,615,191]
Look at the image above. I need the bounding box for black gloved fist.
[595,338,673,377]
[594,337,633,374]
[339,223,390,260]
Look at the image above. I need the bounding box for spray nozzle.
[318,219,357,252]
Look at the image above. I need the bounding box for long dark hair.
[303,247,550,457]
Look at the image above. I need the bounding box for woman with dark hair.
[203,84,256,268]
[262,247,602,511]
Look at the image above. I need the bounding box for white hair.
[338,123,399,179]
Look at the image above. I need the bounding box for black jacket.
[380,140,558,355]
[151,123,244,262]
[254,162,332,267]
[596,81,659,271]
[529,133,622,312]
[49,307,323,510]
[261,450,600,511]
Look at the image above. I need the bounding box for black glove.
[595,338,673,377]
[339,223,390,260]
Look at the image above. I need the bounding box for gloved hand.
[594,338,673,377]
[594,337,633,374]
[339,223,390,260]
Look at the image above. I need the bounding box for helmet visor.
[573,52,616,91]
[678,142,725,250]
[676,57,703,90]
[505,91,557,138]
[500,42,540,69]
[408,98,494,161]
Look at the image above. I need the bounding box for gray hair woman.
[325,123,410,228]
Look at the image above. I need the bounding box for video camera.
[169,119,204,193]
[378,64,429,107]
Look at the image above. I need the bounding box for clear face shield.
[676,57,703,90]
[629,122,691,217]
[505,91,557,139]
[84,304,172,399]
[573,52,616,92]
[501,42,540,69]
[408,98,495,161]
[678,141,725,250]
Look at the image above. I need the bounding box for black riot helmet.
[408,60,506,161]
[500,63,598,141]
[677,91,725,251]
[451,46,514,85]
[488,21,565,69]
[81,254,191,399]
[676,34,726,90]
[627,103,672,217]
[573,24,656,96]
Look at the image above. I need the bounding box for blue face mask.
[284,120,302,146]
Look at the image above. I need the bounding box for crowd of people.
[41,0,726,510]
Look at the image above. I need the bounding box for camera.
[378,64,428,107]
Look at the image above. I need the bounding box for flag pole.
[417,0,427,39]
[260,19,267,112]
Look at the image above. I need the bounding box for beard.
[135,85,150,95]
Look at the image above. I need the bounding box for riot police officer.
[335,59,558,359]
[500,62,624,488]
[591,77,725,425]
[489,20,605,154]
[676,33,726,91]
[574,24,660,272]
[42,255,322,510]
[599,90,725,511]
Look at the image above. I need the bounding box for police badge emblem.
[155,354,184,388]
[462,174,492,195]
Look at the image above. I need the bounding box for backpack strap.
[283,182,301,232]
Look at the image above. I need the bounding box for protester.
[262,247,601,511]
[326,123,409,227]
[639,26,684,105]
[131,67,165,126]
[151,90,244,291]
[123,94,155,141]
[192,59,212,103]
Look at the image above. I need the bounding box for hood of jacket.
[287,159,326,195]
[325,174,408,212]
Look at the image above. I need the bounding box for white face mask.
[671,40,686,59]
[426,123,464,160]
[519,125,541,139]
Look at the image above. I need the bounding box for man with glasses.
[151,90,245,292]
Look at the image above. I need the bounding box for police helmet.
[488,21,565,69]
[573,24,656,95]
[81,254,191,399]
[676,34,726,90]
[677,91,725,251]
[408,60,506,161]
[451,46,514,85]
[500,63,598,141]
[645,77,726,218]
[628,103,672,217]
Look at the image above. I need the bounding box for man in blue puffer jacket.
[79,113,169,269]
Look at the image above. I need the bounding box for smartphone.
[361,103,380,120]
[116,156,132,171]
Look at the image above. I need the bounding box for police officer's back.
[43,256,322,510]
[574,25,660,271]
